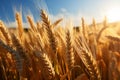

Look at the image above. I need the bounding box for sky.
[0,0,120,27]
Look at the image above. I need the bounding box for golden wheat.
[0,9,119,80]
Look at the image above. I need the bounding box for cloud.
[48,8,86,26]
[60,8,67,13]
[48,8,106,27]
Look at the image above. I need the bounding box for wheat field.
[0,10,120,80]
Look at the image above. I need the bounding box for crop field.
[0,9,120,80]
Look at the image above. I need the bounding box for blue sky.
[0,0,120,27]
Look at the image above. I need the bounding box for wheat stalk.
[0,57,7,80]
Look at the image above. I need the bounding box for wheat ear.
[96,26,109,43]
[16,12,24,41]
[11,33,31,67]
[81,17,86,39]
[27,16,37,32]
[0,20,12,45]
[41,10,57,53]
[106,36,120,42]
[52,18,63,28]
[74,36,101,80]
[41,10,60,76]
[0,39,22,75]
[35,52,55,80]
[92,18,96,30]
[65,30,74,69]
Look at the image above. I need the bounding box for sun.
[106,7,120,22]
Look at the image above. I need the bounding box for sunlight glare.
[106,7,120,22]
